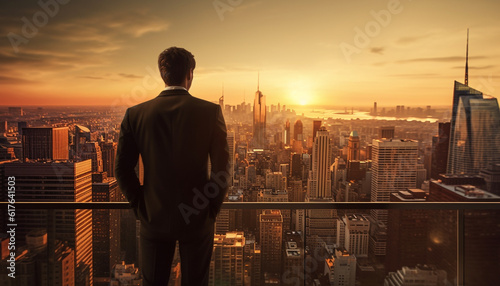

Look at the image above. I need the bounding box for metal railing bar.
[1,201,499,210]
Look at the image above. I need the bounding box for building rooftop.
[431,179,500,200]
[346,214,369,222]
[372,138,419,146]
[392,189,427,201]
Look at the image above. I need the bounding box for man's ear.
[188,69,194,81]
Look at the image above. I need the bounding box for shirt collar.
[163,86,187,91]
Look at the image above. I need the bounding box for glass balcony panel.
[0,203,499,285]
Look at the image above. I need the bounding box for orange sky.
[1,0,499,107]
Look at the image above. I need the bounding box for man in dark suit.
[115,47,230,285]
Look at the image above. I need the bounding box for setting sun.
[287,78,315,106]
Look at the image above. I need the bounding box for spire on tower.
[465,28,469,86]
[257,72,260,91]
[219,83,224,102]
[219,83,224,109]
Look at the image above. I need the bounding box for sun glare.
[288,78,313,106]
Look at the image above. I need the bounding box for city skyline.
[1,96,500,284]
[1,0,500,107]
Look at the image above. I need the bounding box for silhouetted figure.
[116,47,229,285]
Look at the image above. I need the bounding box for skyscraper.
[257,189,290,232]
[0,233,76,286]
[447,32,500,174]
[325,249,357,286]
[447,91,500,174]
[347,131,360,162]
[336,214,370,258]
[284,119,291,145]
[371,139,418,223]
[290,153,303,179]
[74,125,91,158]
[479,163,500,195]
[431,122,450,179]
[99,142,117,177]
[282,231,304,286]
[17,121,27,139]
[92,173,120,284]
[293,119,303,141]
[265,172,286,190]
[209,232,245,286]
[370,139,418,257]
[428,176,500,285]
[378,126,395,140]
[306,128,336,247]
[308,127,332,199]
[289,180,304,202]
[81,142,103,173]
[227,131,235,186]
[312,120,322,141]
[253,82,266,148]
[387,189,429,272]
[243,239,261,286]
[2,160,93,286]
[259,210,283,276]
[22,127,69,161]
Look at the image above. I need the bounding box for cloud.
[388,73,440,78]
[78,75,105,80]
[396,56,487,64]
[0,3,169,83]
[77,72,143,81]
[452,65,495,70]
[370,47,385,55]
[0,75,39,84]
[119,73,142,79]
[395,33,433,45]
[99,10,169,38]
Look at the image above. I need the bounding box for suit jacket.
[115,89,230,236]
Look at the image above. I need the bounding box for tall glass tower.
[448,92,500,174]
[253,88,266,148]
[447,81,483,174]
[447,31,500,174]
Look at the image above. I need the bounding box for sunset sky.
[1,0,499,108]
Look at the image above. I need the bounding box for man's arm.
[208,105,230,218]
[115,109,141,209]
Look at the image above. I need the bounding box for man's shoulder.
[126,91,219,114]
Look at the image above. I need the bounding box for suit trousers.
[140,223,215,286]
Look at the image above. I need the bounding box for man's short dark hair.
[158,47,196,86]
